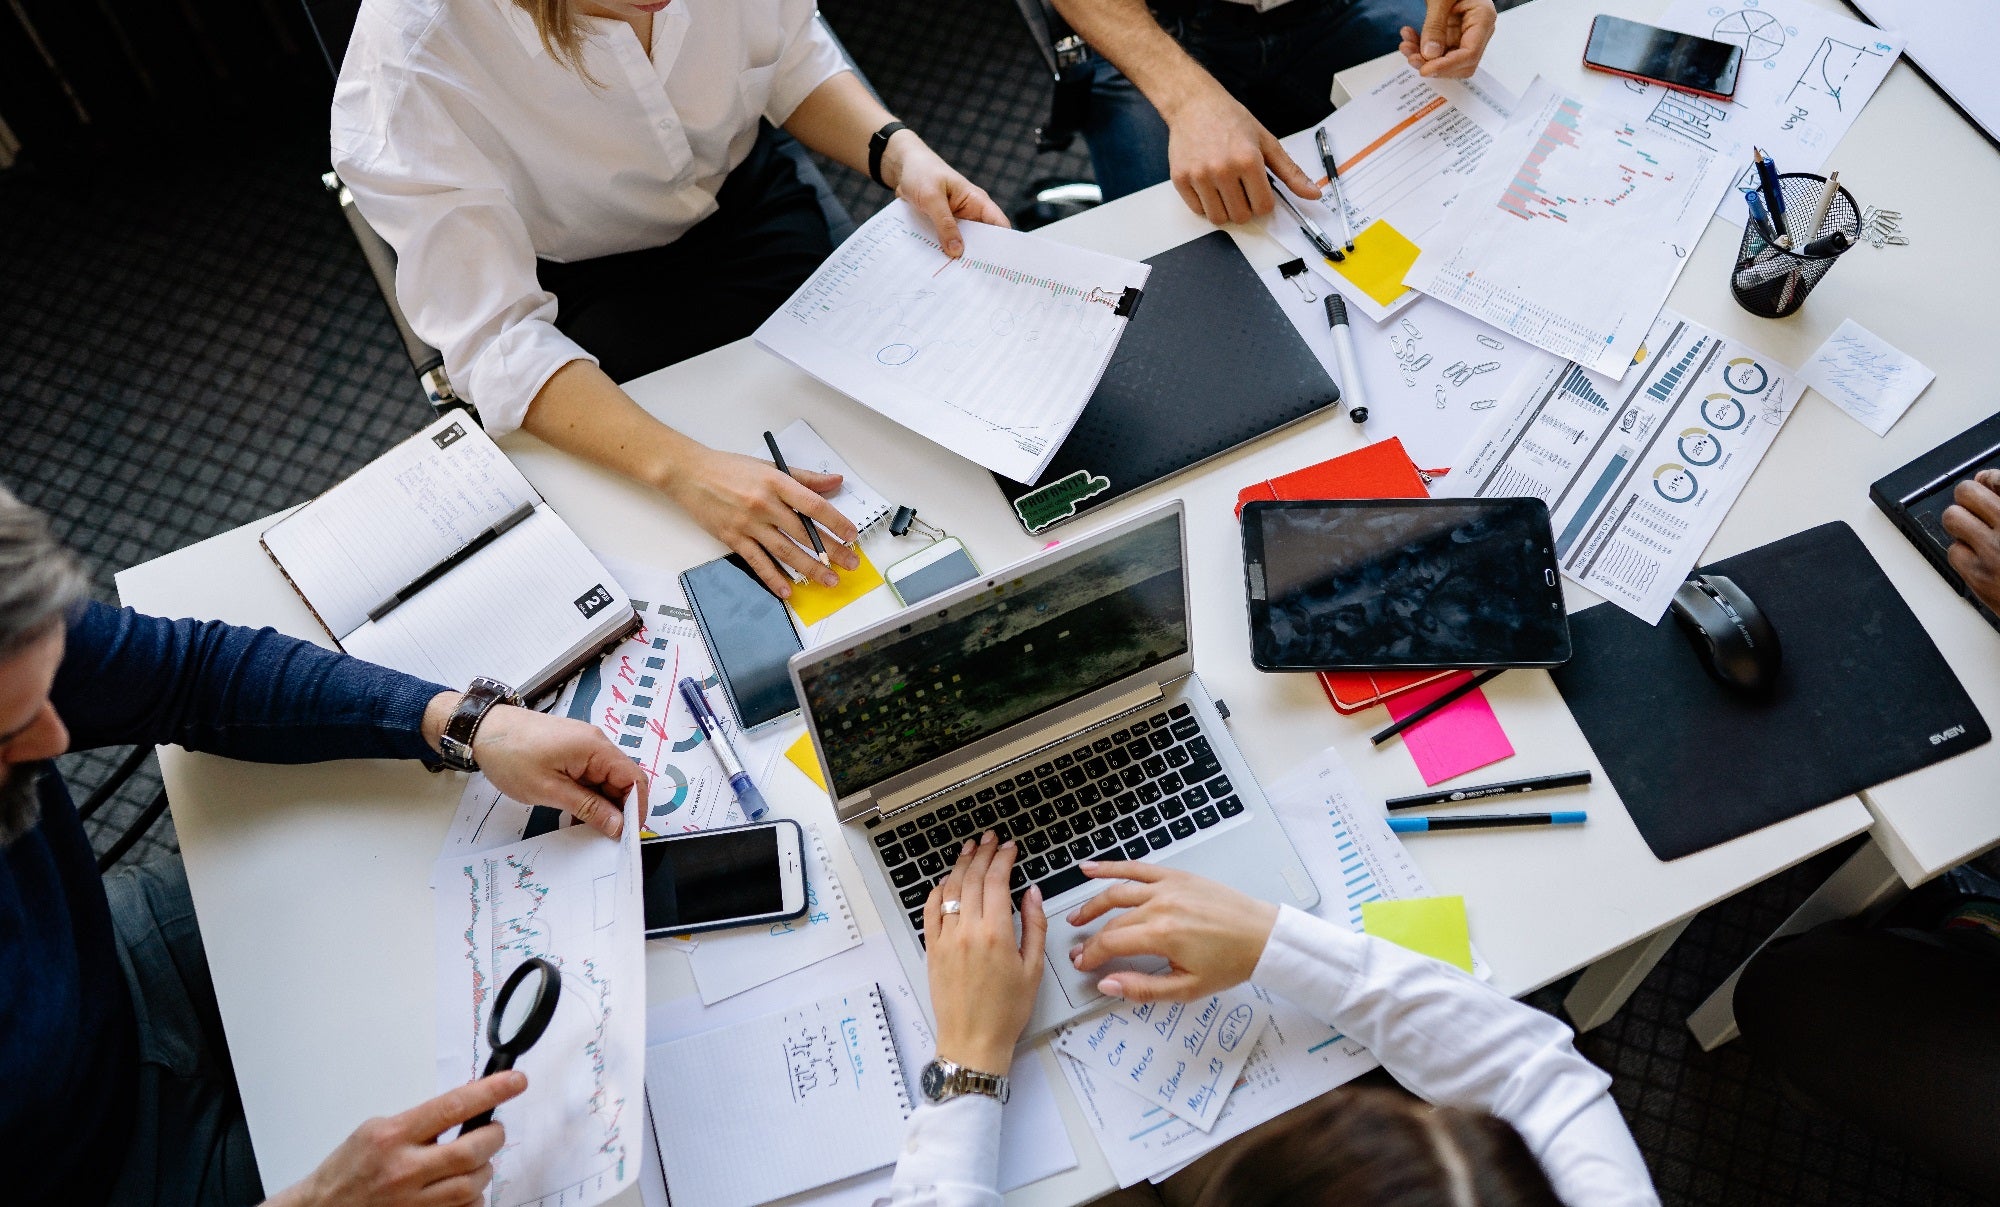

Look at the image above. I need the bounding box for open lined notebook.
[646,984,913,1207]
[259,411,635,700]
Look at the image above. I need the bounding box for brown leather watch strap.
[439,677,518,772]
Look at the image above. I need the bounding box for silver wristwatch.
[920,1057,1009,1105]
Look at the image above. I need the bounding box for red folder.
[1235,438,1456,714]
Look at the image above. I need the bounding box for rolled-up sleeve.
[878,1096,1004,1207]
[333,73,593,436]
[763,5,849,125]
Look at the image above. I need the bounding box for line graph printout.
[754,200,1149,484]
[1406,77,1732,378]
[433,791,642,1207]
[1441,310,1796,622]
[1601,0,1901,220]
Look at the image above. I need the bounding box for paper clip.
[1277,258,1317,302]
[888,505,945,542]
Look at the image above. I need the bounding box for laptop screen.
[799,511,1188,800]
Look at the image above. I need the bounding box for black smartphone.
[642,820,808,937]
[680,553,804,733]
[1240,498,1571,671]
[1583,14,1742,101]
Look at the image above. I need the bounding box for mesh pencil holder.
[1729,173,1859,319]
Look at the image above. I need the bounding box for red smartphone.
[1583,14,1742,102]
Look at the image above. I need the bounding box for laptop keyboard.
[865,702,1246,947]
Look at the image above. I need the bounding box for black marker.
[1389,812,1587,833]
[367,500,535,622]
[1386,770,1591,812]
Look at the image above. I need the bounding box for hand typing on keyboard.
[1062,861,1279,1003]
[924,833,1048,1074]
[1943,469,2000,614]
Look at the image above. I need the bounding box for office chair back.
[304,0,364,77]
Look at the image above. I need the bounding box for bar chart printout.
[1441,310,1797,622]
[1405,77,1731,378]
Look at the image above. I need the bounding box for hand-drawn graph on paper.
[1789,37,1887,111]
[438,810,642,1207]
[1712,9,1787,61]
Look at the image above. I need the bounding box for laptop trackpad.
[1043,896,1169,1010]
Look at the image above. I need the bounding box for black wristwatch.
[868,120,910,187]
[438,677,519,772]
[920,1057,1009,1105]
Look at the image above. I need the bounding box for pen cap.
[1324,294,1349,326]
[1729,173,1859,320]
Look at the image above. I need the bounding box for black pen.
[367,500,536,622]
[1370,669,1504,746]
[1268,170,1344,262]
[1312,126,1357,252]
[1386,770,1592,811]
[763,429,829,565]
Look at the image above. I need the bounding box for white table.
[114,0,1998,1200]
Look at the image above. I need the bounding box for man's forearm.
[519,359,700,496]
[1051,0,1227,122]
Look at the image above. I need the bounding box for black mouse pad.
[993,230,1339,534]
[1549,521,1989,861]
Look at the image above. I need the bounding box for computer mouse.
[1669,574,1781,695]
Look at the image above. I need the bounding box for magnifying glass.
[458,956,561,1136]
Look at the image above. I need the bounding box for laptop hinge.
[874,681,1165,816]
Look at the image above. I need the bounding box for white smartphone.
[884,538,981,606]
[641,819,808,937]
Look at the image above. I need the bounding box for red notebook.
[1234,438,1455,714]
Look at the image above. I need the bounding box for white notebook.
[259,411,634,699]
[754,200,1150,485]
[646,984,913,1207]
[775,418,893,535]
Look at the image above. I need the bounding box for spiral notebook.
[646,984,913,1207]
[773,418,894,537]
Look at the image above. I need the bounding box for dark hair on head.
[1192,1086,1564,1207]
[0,485,90,659]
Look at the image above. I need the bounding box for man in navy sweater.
[0,488,644,1207]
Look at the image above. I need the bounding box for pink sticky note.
[1383,671,1514,786]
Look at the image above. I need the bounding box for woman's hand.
[666,445,861,598]
[924,833,1047,1073]
[882,133,1010,259]
[268,1072,526,1207]
[1400,0,1498,79]
[1065,861,1279,1002]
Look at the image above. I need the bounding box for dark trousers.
[536,124,842,385]
[1082,0,1424,201]
[1736,920,2000,1190]
[105,857,263,1207]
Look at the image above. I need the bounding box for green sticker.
[1013,470,1111,534]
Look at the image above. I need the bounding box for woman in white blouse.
[897,833,1662,1206]
[333,0,1006,597]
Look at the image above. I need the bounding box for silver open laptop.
[790,501,1320,1037]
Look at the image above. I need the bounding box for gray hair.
[0,485,90,658]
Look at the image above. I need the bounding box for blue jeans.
[1082,0,1426,201]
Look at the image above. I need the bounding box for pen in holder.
[1730,173,1860,319]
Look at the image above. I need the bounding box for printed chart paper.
[432,792,642,1207]
[1056,989,1271,1131]
[1799,318,1933,436]
[1625,0,1903,219]
[1268,67,1516,322]
[754,200,1149,484]
[1406,77,1733,378]
[686,825,864,1004]
[1441,310,1797,623]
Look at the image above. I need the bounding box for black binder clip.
[1114,285,1144,319]
[1278,258,1316,302]
[889,505,945,541]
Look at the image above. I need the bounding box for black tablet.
[1241,499,1571,671]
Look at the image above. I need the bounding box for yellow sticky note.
[1332,219,1420,307]
[1361,895,1473,973]
[785,730,828,792]
[787,546,885,625]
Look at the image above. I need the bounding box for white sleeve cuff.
[1249,904,1371,1017]
[885,1096,1004,1206]
[458,317,596,436]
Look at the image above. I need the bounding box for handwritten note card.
[1055,988,1271,1131]
[1800,319,1934,437]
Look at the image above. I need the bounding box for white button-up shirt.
[878,907,1661,1206]
[332,0,847,433]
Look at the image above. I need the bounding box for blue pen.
[677,677,770,820]
[1388,811,1587,833]
[1742,188,1778,247]
[1753,147,1789,244]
